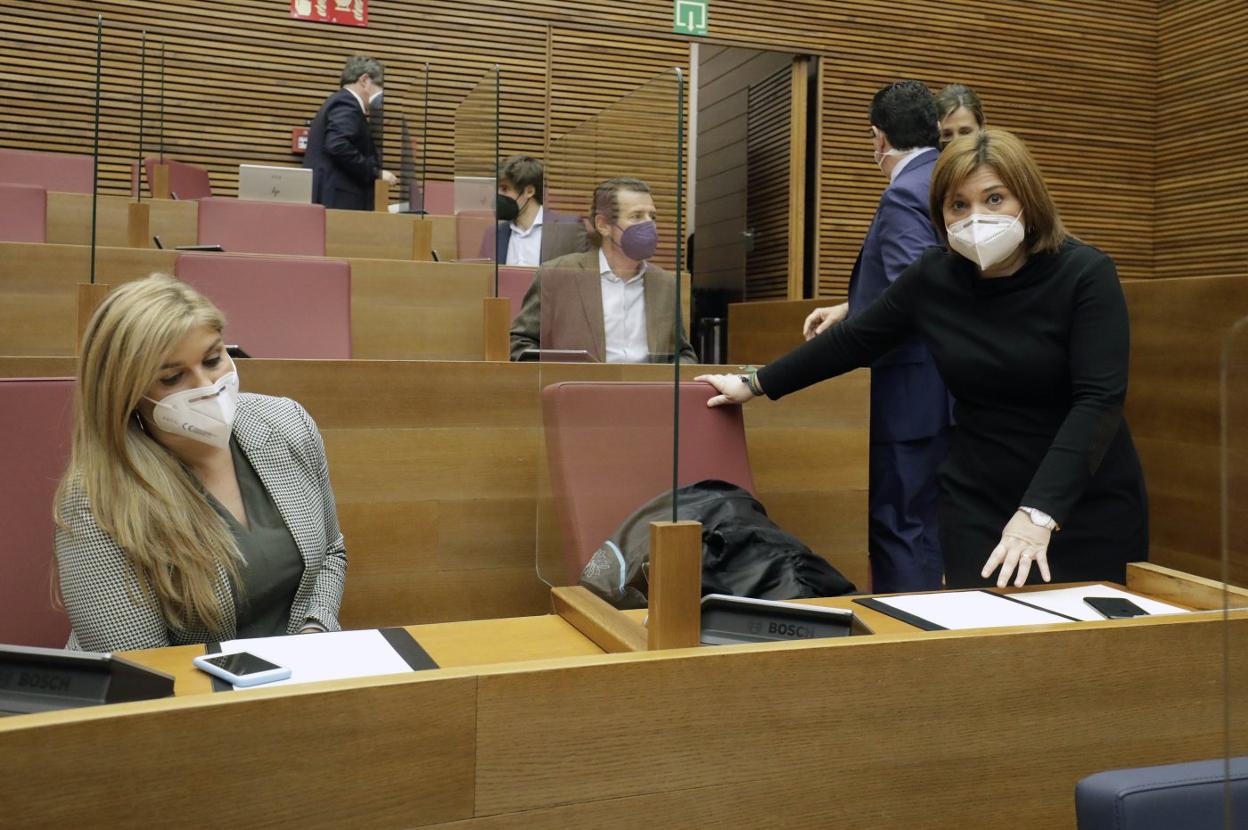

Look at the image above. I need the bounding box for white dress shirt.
[506,206,544,266]
[599,248,649,364]
[889,146,937,182]
[344,86,368,114]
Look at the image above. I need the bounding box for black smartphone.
[1084,596,1149,619]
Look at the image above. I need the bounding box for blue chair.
[1076,757,1248,829]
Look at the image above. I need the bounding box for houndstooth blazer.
[56,393,348,653]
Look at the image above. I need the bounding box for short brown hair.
[587,177,651,247]
[499,155,543,203]
[930,128,1067,254]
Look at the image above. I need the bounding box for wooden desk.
[3,566,1245,829]
[0,242,492,359]
[125,613,605,697]
[44,192,458,263]
[122,565,1218,700]
[617,572,1205,638]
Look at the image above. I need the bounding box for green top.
[207,438,305,638]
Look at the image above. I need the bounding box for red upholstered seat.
[0,378,74,648]
[0,183,47,243]
[497,266,535,320]
[423,180,454,215]
[0,148,93,194]
[541,381,756,582]
[175,253,351,359]
[197,197,326,256]
[132,157,213,200]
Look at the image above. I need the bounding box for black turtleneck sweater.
[757,238,1148,586]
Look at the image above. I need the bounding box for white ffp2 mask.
[145,370,240,448]
[946,212,1025,270]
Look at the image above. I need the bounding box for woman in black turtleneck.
[699,128,1147,590]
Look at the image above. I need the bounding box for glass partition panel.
[1224,316,1248,807]
[394,63,429,215]
[452,66,499,283]
[146,45,426,207]
[534,68,687,591]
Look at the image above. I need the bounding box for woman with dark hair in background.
[936,83,986,149]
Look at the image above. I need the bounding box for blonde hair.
[55,274,242,636]
[930,128,1068,255]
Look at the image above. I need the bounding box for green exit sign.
[673,0,708,36]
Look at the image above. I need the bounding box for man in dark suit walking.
[803,80,951,592]
[303,55,395,211]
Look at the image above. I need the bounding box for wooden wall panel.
[694,46,790,298]
[0,674,479,828]
[472,616,1246,827]
[1156,0,1248,280]
[1123,275,1248,586]
[815,3,1158,297]
[727,297,822,365]
[0,0,552,200]
[744,64,791,300]
[1,0,1161,300]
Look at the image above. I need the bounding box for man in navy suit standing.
[303,55,395,211]
[803,80,951,591]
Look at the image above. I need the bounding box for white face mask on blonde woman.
[145,370,240,448]
[142,326,238,449]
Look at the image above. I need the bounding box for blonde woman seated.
[55,274,347,652]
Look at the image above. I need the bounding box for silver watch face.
[1024,508,1053,528]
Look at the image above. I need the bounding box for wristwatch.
[738,371,763,397]
[1019,506,1058,531]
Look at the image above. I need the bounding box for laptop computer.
[238,164,313,203]
[453,175,496,214]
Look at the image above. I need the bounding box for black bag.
[579,479,856,609]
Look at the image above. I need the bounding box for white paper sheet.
[215,629,415,690]
[870,590,1071,630]
[1002,584,1190,621]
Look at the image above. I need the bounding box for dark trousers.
[868,429,949,592]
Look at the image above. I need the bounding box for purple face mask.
[615,220,658,261]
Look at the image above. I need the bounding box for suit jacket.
[303,87,380,211]
[509,248,699,363]
[492,209,589,265]
[846,148,951,443]
[55,394,348,652]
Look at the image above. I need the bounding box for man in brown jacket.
[509,177,698,363]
